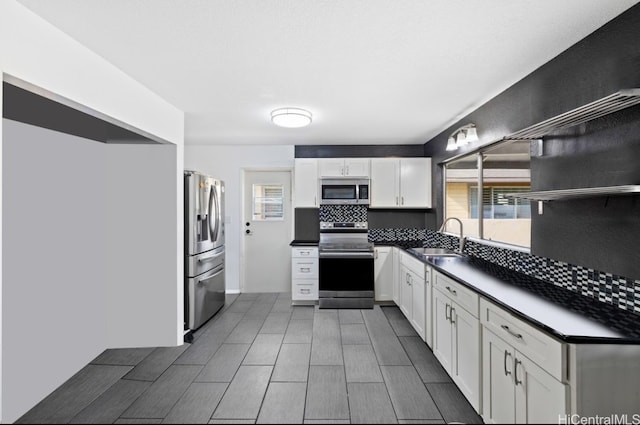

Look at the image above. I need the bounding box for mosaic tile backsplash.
[422,229,640,314]
[319,205,367,222]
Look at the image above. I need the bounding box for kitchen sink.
[408,247,461,257]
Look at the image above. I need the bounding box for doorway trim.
[239,167,293,293]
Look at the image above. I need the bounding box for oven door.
[318,251,374,294]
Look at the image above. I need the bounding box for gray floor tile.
[347,383,397,424]
[244,302,274,321]
[174,330,226,365]
[362,307,411,366]
[226,299,255,313]
[303,421,351,424]
[121,365,203,419]
[124,345,190,381]
[212,366,273,420]
[304,366,349,420]
[115,419,163,424]
[260,312,292,334]
[196,343,251,382]
[256,293,279,304]
[399,336,451,383]
[17,364,133,424]
[271,343,311,382]
[69,379,151,424]
[340,323,371,345]
[256,382,306,424]
[380,366,441,420]
[310,312,343,365]
[203,312,246,335]
[225,319,264,344]
[91,348,155,366]
[388,316,419,337]
[162,382,227,424]
[425,383,483,424]
[397,421,445,424]
[338,309,364,324]
[243,334,284,365]
[284,320,313,343]
[291,306,315,320]
[209,421,255,424]
[343,345,383,383]
[237,293,260,300]
[278,292,292,299]
[271,298,293,312]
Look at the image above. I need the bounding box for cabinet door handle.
[401,196,404,205]
[445,303,451,321]
[450,307,456,325]
[445,286,457,296]
[346,165,349,175]
[375,250,378,259]
[501,324,523,340]
[300,267,311,273]
[504,350,512,376]
[396,196,399,205]
[514,358,523,386]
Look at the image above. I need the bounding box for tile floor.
[16,293,483,424]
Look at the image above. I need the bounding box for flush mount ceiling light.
[271,107,312,128]
[446,123,479,151]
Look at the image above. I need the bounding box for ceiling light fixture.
[271,107,312,128]
[446,123,479,151]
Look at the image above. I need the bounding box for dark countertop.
[290,240,319,246]
[377,242,640,343]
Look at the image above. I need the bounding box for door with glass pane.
[242,170,292,292]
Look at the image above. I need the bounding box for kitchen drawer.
[480,297,566,381]
[292,258,318,279]
[293,280,318,300]
[433,271,479,318]
[292,247,318,258]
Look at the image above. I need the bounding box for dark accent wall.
[368,209,435,230]
[295,144,424,158]
[423,4,640,279]
[3,82,159,144]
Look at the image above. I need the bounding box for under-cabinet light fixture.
[271,107,312,128]
[446,123,478,151]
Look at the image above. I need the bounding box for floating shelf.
[503,89,640,140]
[506,185,640,202]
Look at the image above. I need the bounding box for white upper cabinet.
[318,158,370,177]
[370,158,431,208]
[294,158,319,207]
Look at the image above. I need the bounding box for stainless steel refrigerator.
[184,171,226,333]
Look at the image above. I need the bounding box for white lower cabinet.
[374,246,393,301]
[433,272,481,412]
[398,250,428,341]
[482,324,568,424]
[291,246,318,303]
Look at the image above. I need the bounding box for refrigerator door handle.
[211,184,220,242]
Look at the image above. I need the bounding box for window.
[444,140,531,248]
[469,186,531,219]
[252,184,284,221]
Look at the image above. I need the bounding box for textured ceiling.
[17,0,640,146]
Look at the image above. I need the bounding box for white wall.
[184,145,295,292]
[2,120,109,422]
[105,143,179,347]
[0,1,184,422]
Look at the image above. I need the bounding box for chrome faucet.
[438,217,465,254]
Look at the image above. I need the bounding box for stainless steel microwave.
[320,178,370,205]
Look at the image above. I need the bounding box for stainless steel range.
[318,221,374,309]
